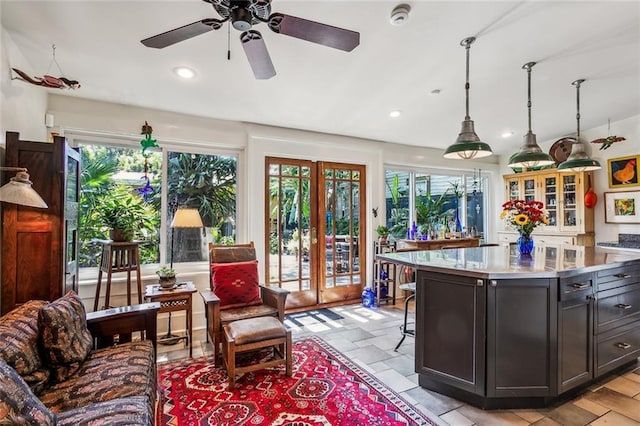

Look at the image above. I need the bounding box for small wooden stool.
[222,317,292,390]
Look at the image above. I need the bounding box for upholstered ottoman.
[222,316,292,389]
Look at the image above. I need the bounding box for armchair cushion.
[211,260,262,310]
[38,291,93,382]
[0,358,56,426]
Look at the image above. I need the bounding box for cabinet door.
[558,274,594,393]
[59,137,80,294]
[542,174,559,230]
[416,272,485,395]
[2,133,61,313]
[486,278,557,397]
[560,174,581,232]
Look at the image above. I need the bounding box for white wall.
[1,28,48,144]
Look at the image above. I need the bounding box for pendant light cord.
[523,62,536,133]
[461,37,475,120]
[573,79,584,139]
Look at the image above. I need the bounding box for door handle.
[311,227,318,245]
[615,303,632,310]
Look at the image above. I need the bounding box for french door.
[265,157,366,310]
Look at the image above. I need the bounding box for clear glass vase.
[517,233,534,256]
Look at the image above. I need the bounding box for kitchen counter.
[377,243,640,279]
[377,243,640,409]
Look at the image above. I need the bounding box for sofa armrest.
[87,302,160,357]
[260,285,289,321]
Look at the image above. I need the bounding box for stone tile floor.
[157,303,640,425]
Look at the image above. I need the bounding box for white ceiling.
[2,1,639,156]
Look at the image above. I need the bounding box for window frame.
[65,130,242,283]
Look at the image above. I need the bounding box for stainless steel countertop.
[376,244,640,279]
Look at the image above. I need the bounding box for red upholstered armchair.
[200,242,289,361]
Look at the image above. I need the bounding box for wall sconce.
[0,167,48,208]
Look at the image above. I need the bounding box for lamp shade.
[170,208,204,228]
[0,168,48,208]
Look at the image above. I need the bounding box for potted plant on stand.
[156,265,177,289]
[376,225,390,245]
[97,186,155,242]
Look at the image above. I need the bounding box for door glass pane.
[562,175,577,227]
[524,178,536,202]
[268,177,280,282]
[545,176,557,226]
[324,179,335,282]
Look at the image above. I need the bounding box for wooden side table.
[144,282,196,357]
[94,241,142,311]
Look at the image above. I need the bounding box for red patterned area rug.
[158,335,437,425]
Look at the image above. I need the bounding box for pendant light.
[558,79,602,172]
[443,37,493,160]
[508,62,555,169]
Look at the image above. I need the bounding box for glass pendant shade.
[443,37,492,160]
[0,168,48,208]
[558,79,601,172]
[508,62,554,169]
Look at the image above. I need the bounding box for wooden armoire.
[1,131,80,314]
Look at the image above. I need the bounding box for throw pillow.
[38,291,93,382]
[0,300,51,393]
[0,358,56,426]
[211,260,262,309]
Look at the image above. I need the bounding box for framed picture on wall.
[604,191,640,224]
[608,155,640,188]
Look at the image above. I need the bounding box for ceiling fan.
[141,0,360,80]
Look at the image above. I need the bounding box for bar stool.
[394,265,416,352]
[94,241,142,311]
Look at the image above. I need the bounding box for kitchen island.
[377,244,640,408]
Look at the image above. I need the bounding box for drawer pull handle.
[614,273,631,279]
[615,303,632,310]
[571,283,589,290]
[616,342,631,350]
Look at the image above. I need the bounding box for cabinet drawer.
[559,273,593,301]
[597,262,640,292]
[595,283,640,333]
[596,321,640,376]
[536,235,575,245]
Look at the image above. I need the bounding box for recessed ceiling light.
[174,66,196,79]
[502,131,515,138]
[389,110,402,118]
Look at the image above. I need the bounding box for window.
[385,169,487,240]
[78,141,237,268]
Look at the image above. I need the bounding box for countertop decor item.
[443,36,493,160]
[500,199,549,255]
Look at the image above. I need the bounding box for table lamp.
[170,207,204,268]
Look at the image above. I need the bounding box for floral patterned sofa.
[0,292,159,425]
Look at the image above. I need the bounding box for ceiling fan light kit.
[443,36,493,160]
[508,61,555,169]
[558,79,602,172]
[141,0,360,80]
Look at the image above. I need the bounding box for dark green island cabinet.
[377,244,640,408]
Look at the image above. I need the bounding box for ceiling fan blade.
[268,13,359,52]
[141,18,225,48]
[241,30,276,80]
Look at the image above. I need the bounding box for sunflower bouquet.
[500,199,549,235]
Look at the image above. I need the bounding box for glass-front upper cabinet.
[543,176,558,228]
[505,175,539,202]
[560,174,580,232]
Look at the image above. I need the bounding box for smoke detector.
[390,4,411,26]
